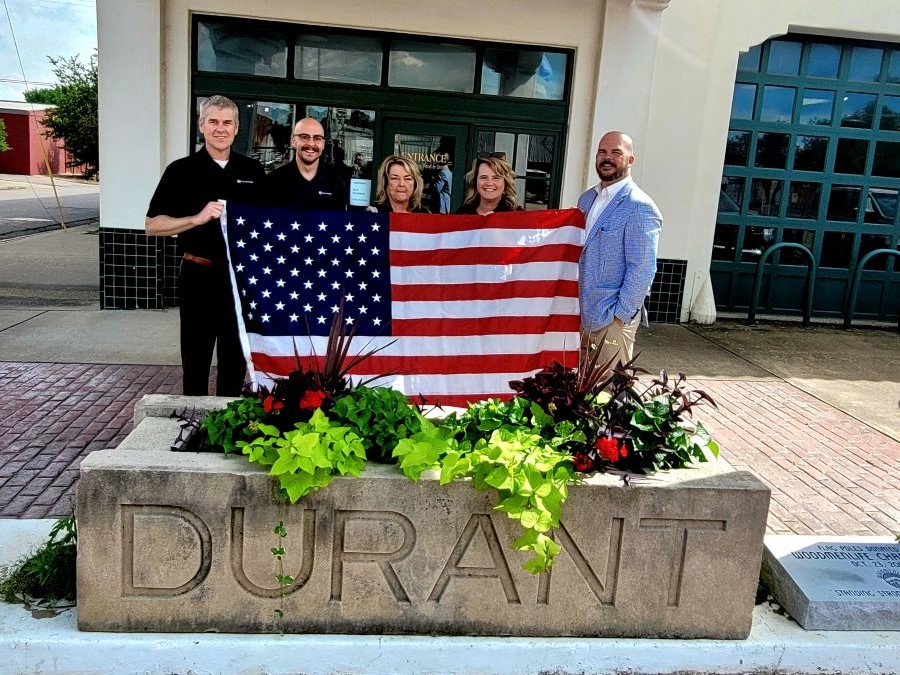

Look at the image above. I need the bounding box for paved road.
[0,174,99,239]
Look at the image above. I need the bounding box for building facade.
[0,102,78,176]
[97,0,899,322]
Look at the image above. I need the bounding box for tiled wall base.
[100,230,687,323]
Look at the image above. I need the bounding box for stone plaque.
[76,397,771,639]
[762,535,900,630]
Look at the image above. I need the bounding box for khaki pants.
[580,318,638,377]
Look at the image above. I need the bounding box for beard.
[597,162,628,183]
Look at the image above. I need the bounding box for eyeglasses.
[477,152,507,160]
[293,133,325,143]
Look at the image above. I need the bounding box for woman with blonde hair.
[371,155,429,213]
[455,154,520,215]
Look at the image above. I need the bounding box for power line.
[0,77,55,87]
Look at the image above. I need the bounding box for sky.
[0,0,96,101]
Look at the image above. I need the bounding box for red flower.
[299,389,326,409]
[595,436,621,463]
[571,451,594,473]
[263,395,284,414]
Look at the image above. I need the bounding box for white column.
[97,0,162,230]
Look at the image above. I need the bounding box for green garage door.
[711,36,900,321]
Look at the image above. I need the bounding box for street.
[0,174,99,238]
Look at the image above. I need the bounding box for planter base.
[76,395,770,638]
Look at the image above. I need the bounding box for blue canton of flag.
[225,204,391,337]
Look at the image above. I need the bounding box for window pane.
[712,224,738,261]
[737,45,761,72]
[820,231,854,268]
[786,181,821,219]
[866,188,898,225]
[848,46,883,82]
[748,179,783,216]
[799,89,834,125]
[294,34,382,85]
[834,138,869,175]
[304,105,376,188]
[754,133,789,168]
[741,226,776,262]
[873,141,900,178]
[794,135,828,171]
[720,176,745,212]
[725,130,751,165]
[767,40,801,75]
[841,93,877,128]
[859,234,893,270]
[730,83,756,119]
[781,229,816,265]
[760,85,795,122]
[880,96,900,131]
[807,43,841,78]
[889,50,900,84]
[826,185,862,222]
[197,21,287,77]
[392,132,456,212]
[481,49,567,100]
[389,41,476,93]
[522,134,554,210]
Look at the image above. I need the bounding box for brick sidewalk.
[0,362,897,535]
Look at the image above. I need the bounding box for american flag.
[223,204,583,407]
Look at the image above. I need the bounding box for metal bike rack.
[842,248,900,330]
[746,242,816,328]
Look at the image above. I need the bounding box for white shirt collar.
[594,176,632,201]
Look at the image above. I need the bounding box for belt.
[183,253,227,267]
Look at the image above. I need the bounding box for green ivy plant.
[201,396,266,454]
[271,519,292,622]
[0,514,77,608]
[329,387,423,463]
[239,408,367,503]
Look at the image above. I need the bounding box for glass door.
[380,119,468,213]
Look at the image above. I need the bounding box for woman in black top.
[455,155,520,215]
[371,155,430,213]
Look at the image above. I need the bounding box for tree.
[24,87,62,106]
[37,53,98,178]
[0,119,9,153]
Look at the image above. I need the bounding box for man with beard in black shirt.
[145,95,265,396]
[267,117,347,210]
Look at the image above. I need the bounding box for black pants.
[179,260,246,396]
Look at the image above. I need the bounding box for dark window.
[712,224,739,261]
[720,176,745,212]
[754,133,789,168]
[786,181,822,219]
[737,46,761,72]
[820,231,854,268]
[889,50,900,84]
[481,49,567,100]
[865,188,898,225]
[826,185,862,222]
[858,233,894,269]
[741,226,776,262]
[834,138,869,174]
[873,141,900,177]
[725,130,751,165]
[781,229,816,265]
[793,135,828,171]
[748,179,783,217]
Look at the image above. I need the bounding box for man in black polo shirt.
[145,95,265,396]
[267,117,347,210]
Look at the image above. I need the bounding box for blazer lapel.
[595,182,633,228]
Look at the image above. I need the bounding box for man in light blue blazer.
[577,131,661,375]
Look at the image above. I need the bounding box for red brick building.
[0,101,82,176]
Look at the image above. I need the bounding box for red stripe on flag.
[251,350,579,377]
[391,279,579,302]
[391,209,585,234]
[391,243,581,267]
[390,314,580,336]
[420,392,516,408]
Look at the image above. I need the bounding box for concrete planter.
[76,395,770,638]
